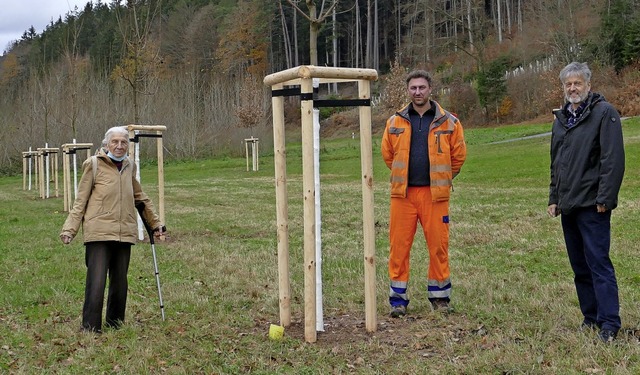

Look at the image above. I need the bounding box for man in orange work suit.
[382,69,467,317]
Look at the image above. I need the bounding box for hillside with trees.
[0,0,639,173]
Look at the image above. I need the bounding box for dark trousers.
[561,207,620,332]
[83,241,132,332]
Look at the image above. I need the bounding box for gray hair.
[559,62,591,84]
[102,126,129,146]
[406,69,433,87]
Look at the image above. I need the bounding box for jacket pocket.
[434,130,453,154]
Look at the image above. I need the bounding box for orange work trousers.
[389,186,451,305]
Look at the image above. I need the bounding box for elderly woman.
[60,126,165,333]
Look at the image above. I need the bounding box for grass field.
[1,118,639,374]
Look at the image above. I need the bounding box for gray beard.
[565,92,588,104]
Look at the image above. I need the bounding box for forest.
[0,0,639,173]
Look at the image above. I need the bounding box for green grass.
[1,118,640,374]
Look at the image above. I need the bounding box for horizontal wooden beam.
[264,66,378,87]
[126,125,167,132]
[61,143,94,150]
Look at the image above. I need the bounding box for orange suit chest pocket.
[388,126,407,151]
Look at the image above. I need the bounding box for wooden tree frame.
[244,137,260,172]
[22,150,39,191]
[126,125,167,226]
[36,147,60,199]
[264,66,378,343]
[61,143,94,212]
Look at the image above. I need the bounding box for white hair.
[102,126,129,146]
[559,62,591,84]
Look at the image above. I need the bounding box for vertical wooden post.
[253,139,259,171]
[272,83,291,327]
[245,140,250,171]
[128,127,136,160]
[34,152,39,192]
[300,77,317,343]
[22,153,27,190]
[63,148,70,210]
[157,135,165,225]
[359,80,377,332]
[38,151,45,198]
[52,151,59,198]
[31,151,40,194]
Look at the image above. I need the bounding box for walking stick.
[136,202,166,321]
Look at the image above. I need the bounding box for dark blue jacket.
[549,92,625,214]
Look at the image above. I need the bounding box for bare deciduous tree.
[113,1,162,124]
[287,0,339,65]
[60,11,85,139]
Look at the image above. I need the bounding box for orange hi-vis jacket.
[382,101,467,200]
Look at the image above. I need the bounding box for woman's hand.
[153,226,167,239]
[60,234,72,244]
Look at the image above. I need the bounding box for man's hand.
[547,204,559,218]
[60,234,72,244]
[596,203,607,213]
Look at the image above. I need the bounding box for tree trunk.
[497,0,502,43]
[467,0,474,52]
[355,0,361,67]
[63,19,82,138]
[279,1,293,68]
[506,0,511,35]
[428,0,433,61]
[332,5,337,92]
[293,2,299,66]
[453,0,458,52]
[133,42,140,124]
[365,0,372,68]
[374,0,379,70]
[308,1,318,65]
[517,0,522,32]
[396,0,401,54]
